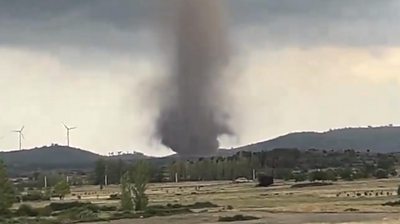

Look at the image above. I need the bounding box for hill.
[0,145,152,175]
[2,126,400,175]
[0,145,101,172]
[232,126,400,153]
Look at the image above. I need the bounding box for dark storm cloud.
[0,0,161,54]
[229,0,400,47]
[0,0,399,52]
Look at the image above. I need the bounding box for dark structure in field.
[157,0,231,156]
[257,174,274,187]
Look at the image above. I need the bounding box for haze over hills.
[1,126,400,174]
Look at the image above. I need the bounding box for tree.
[338,168,354,181]
[363,163,376,178]
[0,160,14,213]
[54,180,70,200]
[389,168,398,177]
[293,172,307,182]
[374,169,388,179]
[130,161,150,211]
[120,173,134,211]
[397,185,400,198]
[353,167,368,179]
[309,170,328,181]
[377,156,395,170]
[120,161,150,211]
[274,168,293,180]
[94,159,106,186]
[106,159,126,185]
[325,169,338,181]
[37,173,63,188]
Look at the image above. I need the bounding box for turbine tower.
[12,126,24,150]
[63,123,77,147]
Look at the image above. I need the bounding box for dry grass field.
[15,178,400,223]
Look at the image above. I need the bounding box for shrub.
[16,204,38,217]
[143,202,217,217]
[53,180,70,200]
[111,211,137,219]
[145,207,191,217]
[111,207,192,220]
[293,173,307,182]
[187,202,218,209]
[159,202,218,210]
[218,214,260,222]
[73,208,98,220]
[108,194,121,200]
[36,206,52,216]
[291,182,333,188]
[0,209,13,219]
[99,205,118,211]
[21,191,50,202]
[58,207,99,221]
[308,170,328,181]
[382,200,400,206]
[257,174,274,187]
[48,201,91,211]
[344,208,359,212]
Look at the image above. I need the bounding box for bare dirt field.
[18,178,400,223]
[86,212,400,224]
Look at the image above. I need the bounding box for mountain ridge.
[1,126,400,173]
[0,144,151,174]
[229,125,400,154]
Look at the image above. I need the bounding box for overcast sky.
[1,0,400,156]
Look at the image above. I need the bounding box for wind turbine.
[12,126,24,150]
[63,123,77,147]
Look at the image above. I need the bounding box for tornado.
[157,0,231,156]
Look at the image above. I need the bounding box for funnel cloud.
[157,0,232,156]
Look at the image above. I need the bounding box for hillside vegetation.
[1,126,400,174]
[234,126,400,153]
[0,145,148,175]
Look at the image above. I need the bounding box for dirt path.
[86,212,400,224]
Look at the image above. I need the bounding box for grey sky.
[0,1,399,49]
[1,0,400,156]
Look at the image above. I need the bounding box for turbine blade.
[20,126,25,132]
[70,127,77,130]
[21,133,25,139]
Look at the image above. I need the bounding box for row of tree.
[167,149,398,181]
[91,149,399,185]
